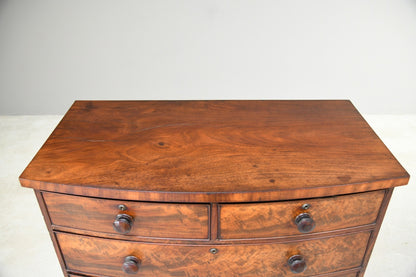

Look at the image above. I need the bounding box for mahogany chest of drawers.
[20,100,409,277]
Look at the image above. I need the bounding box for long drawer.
[57,231,370,277]
[219,190,384,239]
[43,192,209,240]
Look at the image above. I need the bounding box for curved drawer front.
[57,231,370,277]
[219,190,384,239]
[43,192,209,239]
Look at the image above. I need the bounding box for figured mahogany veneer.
[20,100,409,277]
[219,190,384,239]
[57,231,370,277]
[20,100,408,203]
[43,192,209,240]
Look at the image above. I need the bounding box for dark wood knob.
[295,213,316,233]
[288,255,306,273]
[113,214,133,234]
[122,256,140,274]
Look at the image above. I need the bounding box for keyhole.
[302,203,311,210]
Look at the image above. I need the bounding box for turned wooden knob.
[113,214,133,234]
[122,256,140,274]
[295,213,316,233]
[288,255,306,273]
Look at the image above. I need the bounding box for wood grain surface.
[43,192,209,240]
[316,272,358,277]
[67,271,358,277]
[34,191,69,277]
[219,190,384,239]
[20,100,409,202]
[357,188,394,277]
[325,273,357,277]
[57,231,370,277]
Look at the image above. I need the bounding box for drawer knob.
[295,213,316,233]
[113,214,133,234]
[288,255,306,273]
[122,256,141,274]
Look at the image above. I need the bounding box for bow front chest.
[20,100,409,277]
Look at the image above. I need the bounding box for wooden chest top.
[20,100,409,202]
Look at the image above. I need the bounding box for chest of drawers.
[20,100,409,277]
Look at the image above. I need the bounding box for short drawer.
[219,190,384,239]
[43,192,209,240]
[57,231,370,277]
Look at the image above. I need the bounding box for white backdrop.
[1,0,415,114]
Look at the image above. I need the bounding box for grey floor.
[0,115,415,277]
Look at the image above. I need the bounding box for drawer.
[43,192,209,239]
[68,272,358,277]
[219,190,384,239]
[57,231,370,277]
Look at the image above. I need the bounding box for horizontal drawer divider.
[312,267,361,277]
[67,269,111,277]
[53,223,375,246]
[52,224,211,243]
[67,267,361,277]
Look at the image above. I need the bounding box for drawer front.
[219,190,384,239]
[66,272,358,277]
[57,231,370,277]
[43,192,209,239]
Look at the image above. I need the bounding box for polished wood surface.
[20,100,409,202]
[318,272,357,277]
[43,192,209,240]
[333,274,357,277]
[57,231,370,277]
[357,188,394,277]
[219,190,384,239]
[34,191,68,276]
[66,270,359,277]
[20,101,409,277]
